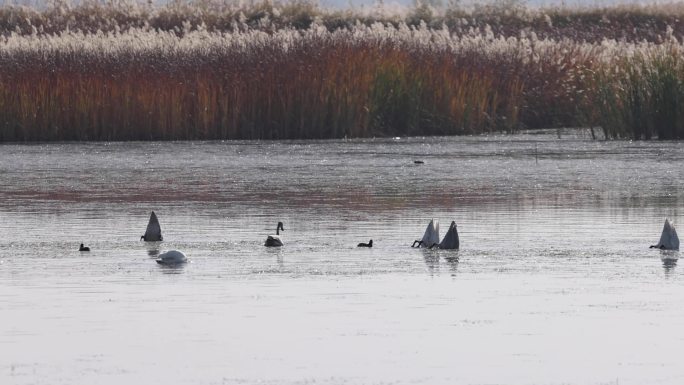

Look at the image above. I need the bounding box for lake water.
[1,130,683,385]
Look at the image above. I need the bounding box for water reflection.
[660,250,679,273]
[265,246,285,267]
[444,255,459,276]
[146,245,160,258]
[156,262,187,274]
[421,249,440,275]
[420,249,460,276]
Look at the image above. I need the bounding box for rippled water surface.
[2,131,684,385]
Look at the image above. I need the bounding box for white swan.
[435,221,459,250]
[412,219,439,248]
[265,222,284,247]
[650,218,680,250]
[156,250,187,265]
[141,211,163,242]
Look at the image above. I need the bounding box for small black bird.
[79,243,90,252]
[357,240,373,248]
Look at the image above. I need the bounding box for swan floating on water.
[650,218,679,250]
[433,221,459,250]
[357,239,373,248]
[265,222,284,247]
[412,219,439,248]
[141,211,163,242]
[156,250,187,265]
[79,243,90,252]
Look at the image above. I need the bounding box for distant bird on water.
[140,211,163,241]
[79,243,90,252]
[156,250,187,265]
[265,222,284,247]
[357,239,373,248]
[650,218,680,250]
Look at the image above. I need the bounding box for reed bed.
[587,38,684,139]
[1,1,684,141]
[0,23,543,141]
[4,1,684,43]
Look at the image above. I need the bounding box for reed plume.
[0,1,684,141]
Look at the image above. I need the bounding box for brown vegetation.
[0,1,682,141]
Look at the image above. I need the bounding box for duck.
[357,239,373,248]
[156,250,187,265]
[650,218,680,250]
[140,211,163,242]
[265,222,284,247]
[432,221,459,250]
[412,219,439,248]
[79,243,90,252]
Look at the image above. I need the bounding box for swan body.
[357,240,373,248]
[156,250,187,265]
[265,222,284,247]
[141,211,163,242]
[79,243,90,252]
[435,221,459,250]
[412,219,439,248]
[651,218,679,250]
[265,235,283,247]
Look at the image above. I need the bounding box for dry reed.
[0,1,683,141]
[0,23,536,141]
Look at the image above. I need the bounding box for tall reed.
[0,24,536,141]
[586,39,684,140]
[2,0,684,42]
[0,2,683,140]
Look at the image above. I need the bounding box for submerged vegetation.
[1,0,684,141]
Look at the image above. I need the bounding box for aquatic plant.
[4,0,684,43]
[586,37,684,140]
[0,22,538,141]
[0,1,683,140]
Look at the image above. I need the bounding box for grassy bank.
[0,1,683,141]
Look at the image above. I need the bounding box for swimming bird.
[432,221,459,250]
[79,243,90,252]
[140,211,163,242]
[357,239,373,248]
[265,222,284,247]
[156,250,187,265]
[412,219,439,248]
[650,218,680,250]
